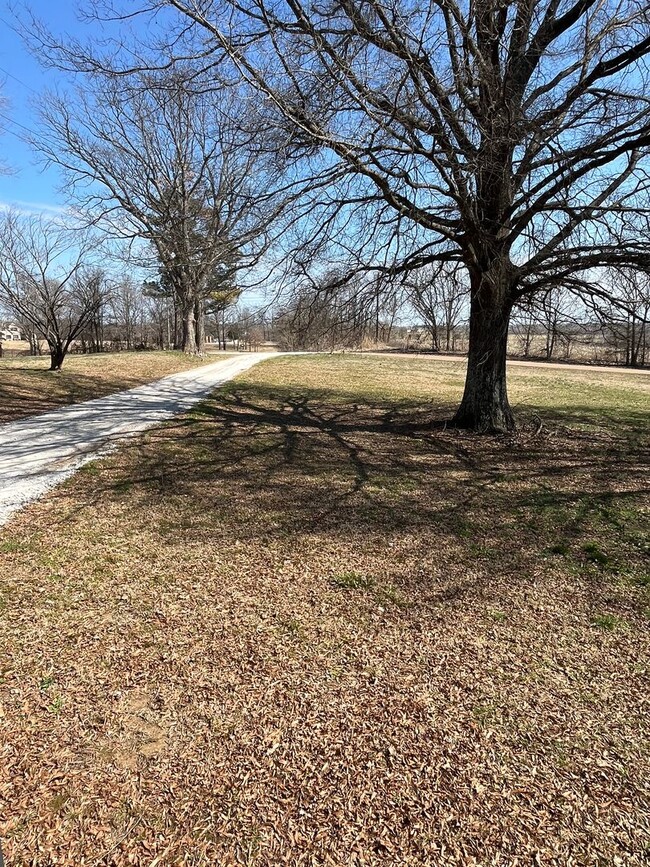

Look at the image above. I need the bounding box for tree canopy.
[156,0,650,426]
[23,0,650,423]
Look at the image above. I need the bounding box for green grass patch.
[582,542,610,566]
[591,613,626,631]
[331,571,375,590]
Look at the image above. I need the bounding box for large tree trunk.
[180,298,199,354]
[194,296,204,354]
[49,343,66,371]
[453,283,515,433]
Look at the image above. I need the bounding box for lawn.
[0,354,648,865]
[0,350,230,423]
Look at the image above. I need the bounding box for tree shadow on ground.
[66,380,649,610]
[3,374,648,867]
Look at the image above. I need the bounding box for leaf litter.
[0,354,648,865]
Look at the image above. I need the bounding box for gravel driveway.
[0,353,271,526]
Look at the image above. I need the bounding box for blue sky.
[0,1,157,216]
[0,1,81,212]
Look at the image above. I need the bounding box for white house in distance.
[0,322,23,342]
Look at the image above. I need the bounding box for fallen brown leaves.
[0,355,648,865]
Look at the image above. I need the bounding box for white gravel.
[0,352,272,527]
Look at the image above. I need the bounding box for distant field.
[0,350,231,423]
[0,354,648,864]
[0,339,31,353]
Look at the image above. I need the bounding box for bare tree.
[121,0,650,429]
[406,265,468,352]
[539,289,583,361]
[143,285,175,350]
[585,269,650,367]
[274,271,390,350]
[108,276,146,350]
[11,312,43,356]
[205,276,243,350]
[0,213,108,370]
[512,287,581,360]
[33,66,290,354]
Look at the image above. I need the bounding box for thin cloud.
[0,199,68,217]
[0,200,88,230]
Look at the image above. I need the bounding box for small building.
[0,323,23,341]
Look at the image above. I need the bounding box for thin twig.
[89,817,142,867]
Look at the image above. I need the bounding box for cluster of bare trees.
[273,272,401,350]
[0,211,243,367]
[404,266,469,353]
[0,63,276,366]
[0,254,246,369]
[269,267,649,365]
[76,278,181,355]
[504,270,647,367]
[9,0,650,427]
[33,65,287,355]
[585,271,650,368]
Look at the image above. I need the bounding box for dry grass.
[0,354,649,865]
[0,351,229,423]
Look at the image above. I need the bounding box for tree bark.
[180,300,198,354]
[194,296,204,354]
[453,285,515,432]
[49,344,66,371]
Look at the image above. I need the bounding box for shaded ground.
[0,351,230,423]
[0,354,648,865]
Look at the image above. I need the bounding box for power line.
[0,10,42,95]
[0,63,38,94]
[0,15,34,97]
[0,108,38,138]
